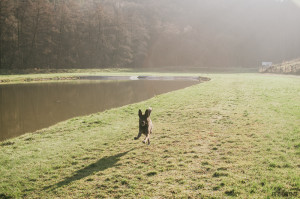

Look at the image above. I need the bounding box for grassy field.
[0,73,299,198]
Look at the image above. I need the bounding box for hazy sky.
[144,0,300,67]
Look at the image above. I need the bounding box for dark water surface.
[0,80,197,141]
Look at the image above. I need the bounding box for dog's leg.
[147,127,152,145]
[145,127,152,145]
[134,131,142,140]
[142,137,147,144]
[143,134,150,145]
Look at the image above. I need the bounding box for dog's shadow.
[44,149,134,191]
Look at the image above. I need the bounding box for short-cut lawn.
[0,73,299,198]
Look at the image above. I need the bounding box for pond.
[0,79,198,141]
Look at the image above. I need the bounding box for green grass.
[0,73,299,198]
[0,68,133,84]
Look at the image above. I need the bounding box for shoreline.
[0,73,211,84]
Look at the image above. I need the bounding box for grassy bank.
[0,67,257,84]
[0,68,133,84]
[0,73,299,198]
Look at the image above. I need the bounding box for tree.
[0,0,17,69]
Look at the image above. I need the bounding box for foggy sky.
[145,0,300,68]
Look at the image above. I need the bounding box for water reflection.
[0,80,196,141]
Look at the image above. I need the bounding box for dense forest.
[1,0,300,69]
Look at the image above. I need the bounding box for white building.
[262,62,273,67]
[259,62,273,72]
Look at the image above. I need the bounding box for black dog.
[134,108,153,145]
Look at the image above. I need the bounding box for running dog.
[134,108,153,145]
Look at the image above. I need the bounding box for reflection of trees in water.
[0,81,196,141]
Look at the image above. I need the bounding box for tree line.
[0,0,153,69]
[1,0,300,69]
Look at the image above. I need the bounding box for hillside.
[261,59,300,75]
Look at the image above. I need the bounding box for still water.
[0,80,197,141]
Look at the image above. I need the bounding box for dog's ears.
[138,109,142,117]
[145,107,152,117]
